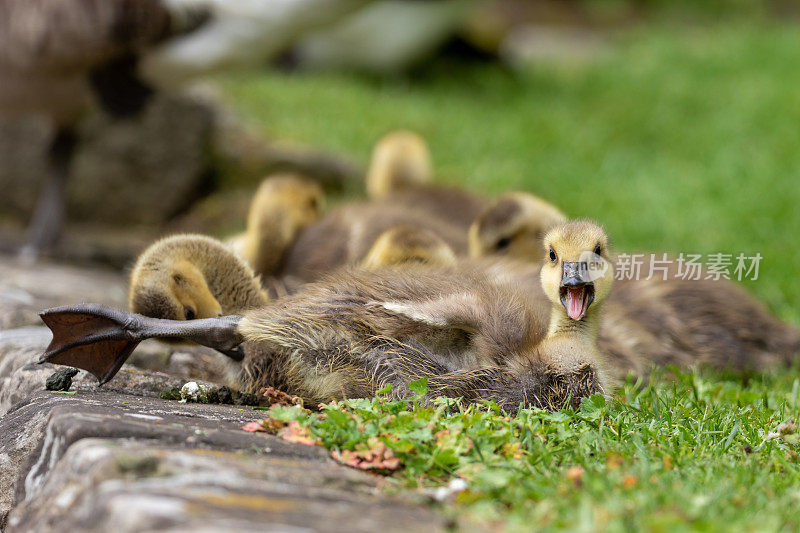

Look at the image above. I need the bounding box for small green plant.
[250,369,800,530]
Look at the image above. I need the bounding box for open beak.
[559,261,595,321]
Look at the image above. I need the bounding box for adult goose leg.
[19,128,77,261]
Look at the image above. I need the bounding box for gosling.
[469,192,568,262]
[228,173,324,278]
[361,225,457,269]
[129,234,267,321]
[365,130,488,230]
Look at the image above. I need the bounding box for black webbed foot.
[39,304,245,385]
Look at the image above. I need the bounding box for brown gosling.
[228,174,324,278]
[50,220,613,411]
[597,260,800,376]
[129,234,267,321]
[469,192,568,262]
[361,225,457,269]
[364,130,488,230]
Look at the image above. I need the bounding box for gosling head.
[469,192,567,261]
[366,130,432,199]
[361,225,457,269]
[240,174,324,276]
[250,173,324,232]
[129,235,234,321]
[130,262,222,322]
[540,220,612,322]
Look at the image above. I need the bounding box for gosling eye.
[549,247,557,263]
[184,307,196,320]
[594,244,602,256]
[496,237,512,250]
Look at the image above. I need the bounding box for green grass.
[217,22,800,323]
[258,371,800,532]
[218,20,800,530]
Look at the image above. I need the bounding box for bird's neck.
[244,217,297,276]
[243,210,299,277]
[546,303,600,345]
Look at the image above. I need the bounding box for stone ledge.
[0,256,126,330]
[0,326,231,416]
[0,389,276,529]
[1,388,442,532]
[8,438,436,533]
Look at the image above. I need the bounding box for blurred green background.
[216,6,800,323]
[1,0,797,322]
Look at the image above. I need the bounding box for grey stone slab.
[0,328,55,415]
[0,389,327,530]
[1,390,442,533]
[0,257,126,329]
[7,438,439,533]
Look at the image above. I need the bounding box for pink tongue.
[566,288,585,320]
